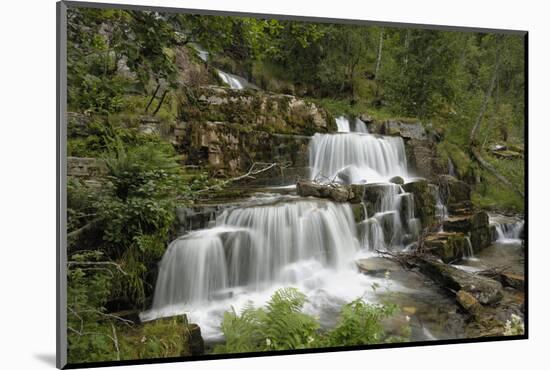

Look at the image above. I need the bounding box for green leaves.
[215,288,406,354]
[324,299,397,347]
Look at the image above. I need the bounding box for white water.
[309,119,419,251]
[309,132,409,183]
[463,236,477,260]
[335,116,369,133]
[217,70,244,90]
[189,44,248,90]
[142,112,439,339]
[358,184,420,251]
[448,158,456,177]
[494,220,524,243]
[141,198,402,337]
[335,116,351,132]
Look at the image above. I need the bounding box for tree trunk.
[404,29,411,70]
[374,29,384,81]
[152,89,168,116]
[145,83,160,113]
[468,37,524,198]
[470,42,501,145]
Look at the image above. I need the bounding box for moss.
[471,151,524,213]
[436,141,472,179]
[402,180,437,228]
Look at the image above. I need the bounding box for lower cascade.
[144,199,361,322]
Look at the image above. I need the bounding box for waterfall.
[335,116,351,132]
[494,220,524,243]
[447,158,456,177]
[217,70,244,90]
[358,184,420,251]
[147,199,360,313]
[335,116,369,133]
[435,189,448,231]
[354,118,369,133]
[464,236,475,259]
[309,132,408,183]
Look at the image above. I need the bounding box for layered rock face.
[365,119,446,180]
[169,86,335,182]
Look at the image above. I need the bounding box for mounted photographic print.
[57,1,528,368]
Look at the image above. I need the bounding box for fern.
[324,299,397,347]
[215,288,407,354]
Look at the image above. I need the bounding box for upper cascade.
[309,130,409,184]
[216,70,245,90]
[335,116,368,133]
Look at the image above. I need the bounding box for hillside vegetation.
[65,7,525,364]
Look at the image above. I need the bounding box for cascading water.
[358,184,420,252]
[309,117,420,252]
[435,189,449,232]
[141,198,375,332]
[447,158,456,177]
[335,116,369,133]
[494,220,524,243]
[354,118,369,133]
[335,116,351,132]
[309,132,409,183]
[190,43,248,90]
[143,113,431,339]
[463,236,475,259]
[217,70,244,90]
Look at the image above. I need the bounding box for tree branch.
[194,162,290,194]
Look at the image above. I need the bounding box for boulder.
[469,212,492,253]
[456,290,482,316]
[415,255,503,305]
[363,183,396,217]
[438,175,472,207]
[405,139,443,179]
[442,211,491,253]
[424,232,467,263]
[188,324,205,356]
[389,176,405,185]
[296,180,365,204]
[382,120,427,140]
[500,272,525,291]
[443,215,472,233]
[359,112,374,123]
[191,86,333,135]
[141,315,205,357]
[356,257,401,276]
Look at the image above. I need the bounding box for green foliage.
[215,288,319,353]
[67,251,122,363]
[324,299,397,347]
[67,251,193,363]
[215,288,407,354]
[132,316,191,359]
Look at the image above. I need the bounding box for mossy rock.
[424,232,466,263]
[350,203,366,223]
[402,180,437,228]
